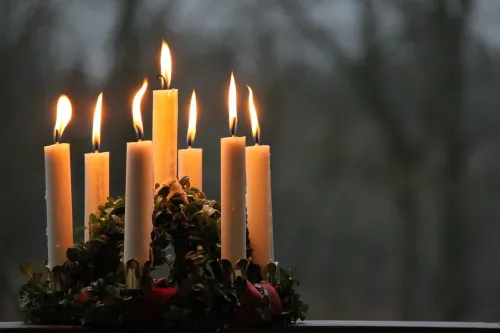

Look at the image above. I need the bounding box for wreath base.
[18,180,307,332]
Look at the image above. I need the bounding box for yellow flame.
[187,90,197,146]
[92,93,103,151]
[247,86,260,144]
[229,72,237,135]
[161,40,172,88]
[54,95,72,142]
[132,79,148,140]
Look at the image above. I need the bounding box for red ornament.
[230,280,264,327]
[261,282,283,317]
[125,285,178,325]
[229,280,283,327]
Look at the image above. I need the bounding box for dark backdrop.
[2,0,500,322]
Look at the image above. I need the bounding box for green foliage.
[275,268,308,323]
[18,177,307,331]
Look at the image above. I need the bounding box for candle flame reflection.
[247,86,260,145]
[132,79,148,141]
[161,41,172,88]
[187,90,197,148]
[229,72,237,136]
[92,93,103,152]
[54,95,72,143]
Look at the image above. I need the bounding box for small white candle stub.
[124,80,154,266]
[45,95,74,268]
[153,40,178,186]
[178,90,203,190]
[221,73,247,265]
[84,93,109,241]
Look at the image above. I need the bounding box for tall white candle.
[178,91,203,190]
[84,93,109,241]
[153,41,178,186]
[45,95,74,269]
[124,80,154,266]
[245,86,274,270]
[221,73,247,265]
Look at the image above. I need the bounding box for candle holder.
[18,177,307,331]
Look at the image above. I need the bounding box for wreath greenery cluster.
[18,177,307,332]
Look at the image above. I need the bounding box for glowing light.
[92,93,103,152]
[132,79,148,140]
[160,40,172,88]
[228,72,237,136]
[187,90,197,147]
[247,86,260,145]
[53,95,72,143]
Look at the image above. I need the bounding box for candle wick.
[134,125,143,142]
[53,129,60,144]
[157,74,167,90]
[94,149,99,153]
[254,127,260,145]
[93,141,100,153]
[230,117,237,137]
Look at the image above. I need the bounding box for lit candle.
[153,40,178,186]
[178,90,202,190]
[245,86,274,270]
[84,93,109,241]
[221,73,247,265]
[44,95,74,268]
[124,80,154,268]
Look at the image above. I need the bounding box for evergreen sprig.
[18,177,307,331]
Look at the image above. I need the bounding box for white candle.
[45,95,74,269]
[153,41,178,186]
[124,80,154,266]
[178,90,203,190]
[84,93,109,241]
[245,86,274,270]
[221,73,247,265]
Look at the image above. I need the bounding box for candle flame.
[229,72,237,136]
[161,40,172,88]
[187,90,197,147]
[132,79,148,141]
[53,95,72,143]
[92,93,103,152]
[247,86,260,145]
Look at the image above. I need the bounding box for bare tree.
[279,0,474,319]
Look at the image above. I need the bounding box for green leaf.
[19,262,32,277]
[74,225,86,235]
[158,185,170,198]
[89,213,99,225]
[179,176,190,188]
[31,272,44,288]
[66,247,81,262]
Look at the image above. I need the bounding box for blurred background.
[1,0,500,322]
